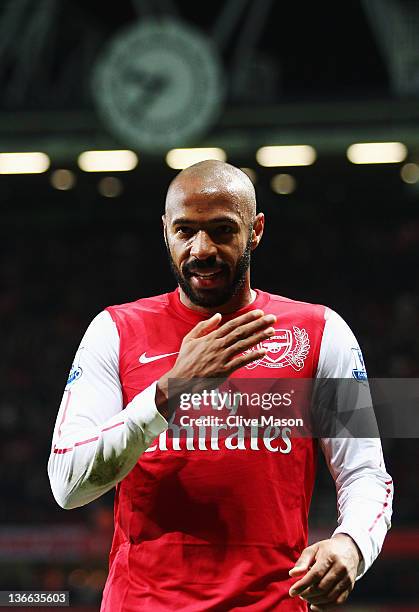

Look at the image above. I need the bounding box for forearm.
[48,381,167,509]
[155,373,174,421]
[332,464,393,578]
[321,437,393,578]
[154,369,189,421]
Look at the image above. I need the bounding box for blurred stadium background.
[1,0,419,610]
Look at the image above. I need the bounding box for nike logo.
[139,351,179,364]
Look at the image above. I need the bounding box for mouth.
[189,269,226,288]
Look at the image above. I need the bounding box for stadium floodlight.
[0,152,50,174]
[166,148,227,170]
[50,169,76,190]
[401,162,419,184]
[271,173,296,195]
[256,145,317,167]
[78,150,138,172]
[347,142,407,164]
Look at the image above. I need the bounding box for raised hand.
[156,309,276,418]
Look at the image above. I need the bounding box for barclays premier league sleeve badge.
[351,347,367,381]
[66,349,84,388]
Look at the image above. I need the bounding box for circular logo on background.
[92,18,225,153]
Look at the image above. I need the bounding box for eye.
[176,226,194,236]
[215,225,233,234]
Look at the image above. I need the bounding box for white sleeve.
[316,308,393,578]
[47,310,168,510]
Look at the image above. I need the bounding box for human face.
[164,191,254,308]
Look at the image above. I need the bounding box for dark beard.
[166,229,253,308]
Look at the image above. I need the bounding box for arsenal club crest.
[244,326,310,370]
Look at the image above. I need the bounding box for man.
[48,160,393,611]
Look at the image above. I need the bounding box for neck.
[178,281,256,315]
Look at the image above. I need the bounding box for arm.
[47,311,168,510]
[48,308,278,511]
[289,308,393,609]
[319,309,393,577]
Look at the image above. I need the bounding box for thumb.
[188,313,222,339]
[289,544,319,576]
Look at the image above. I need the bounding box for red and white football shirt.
[48,288,393,611]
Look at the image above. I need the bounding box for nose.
[189,230,217,260]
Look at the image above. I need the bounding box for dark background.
[1,1,419,610]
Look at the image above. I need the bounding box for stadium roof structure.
[0,0,419,162]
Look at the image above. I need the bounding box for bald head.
[165,160,256,225]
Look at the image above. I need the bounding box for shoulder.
[68,310,120,378]
[106,291,172,322]
[317,307,367,378]
[83,310,117,341]
[262,290,328,328]
[323,307,359,341]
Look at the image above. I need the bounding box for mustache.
[183,258,228,276]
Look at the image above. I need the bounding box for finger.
[304,577,351,605]
[315,565,347,595]
[224,326,276,358]
[221,314,277,348]
[336,591,349,604]
[187,313,222,339]
[309,603,344,612]
[225,347,268,373]
[289,544,319,579]
[298,566,346,600]
[289,558,333,597]
[212,309,266,338]
[308,590,349,611]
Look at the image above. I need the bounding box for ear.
[251,212,264,251]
